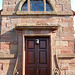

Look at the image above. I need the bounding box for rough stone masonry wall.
[0,0,75,75]
[2,0,71,11]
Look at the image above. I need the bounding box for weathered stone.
[56,41,68,46]
[0,0,75,75]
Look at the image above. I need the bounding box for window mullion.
[28,0,30,11]
[43,0,46,11]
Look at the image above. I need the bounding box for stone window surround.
[0,0,73,16]
[18,0,56,11]
[16,0,56,15]
[21,0,53,11]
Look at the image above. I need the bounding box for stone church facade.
[0,0,75,75]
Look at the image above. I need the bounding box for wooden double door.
[25,37,51,75]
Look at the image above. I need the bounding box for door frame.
[22,34,52,75]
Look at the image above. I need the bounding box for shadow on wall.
[0,0,24,73]
[0,16,22,75]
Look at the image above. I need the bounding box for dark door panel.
[25,37,50,75]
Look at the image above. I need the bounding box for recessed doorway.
[25,37,51,75]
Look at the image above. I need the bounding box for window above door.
[21,0,53,11]
[16,0,56,15]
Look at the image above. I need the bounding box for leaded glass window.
[21,0,52,11]
[46,0,52,11]
[30,0,43,11]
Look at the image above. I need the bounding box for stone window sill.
[16,11,73,16]
[1,11,73,16]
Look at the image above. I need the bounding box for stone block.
[66,70,75,75]
[60,63,69,70]
[62,36,74,40]
[68,41,74,47]
[61,31,73,37]
[60,22,68,27]
[10,44,17,50]
[63,4,71,11]
[55,4,63,11]
[61,50,74,54]
[60,70,65,75]
[62,27,73,32]
[1,42,10,49]
[56,41,68,46]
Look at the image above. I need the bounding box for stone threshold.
[58,54,75,59]
[0,54,16,59]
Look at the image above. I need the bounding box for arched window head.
[46,0,52,11]
[21,0,28,11]
[21,0,53,11]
